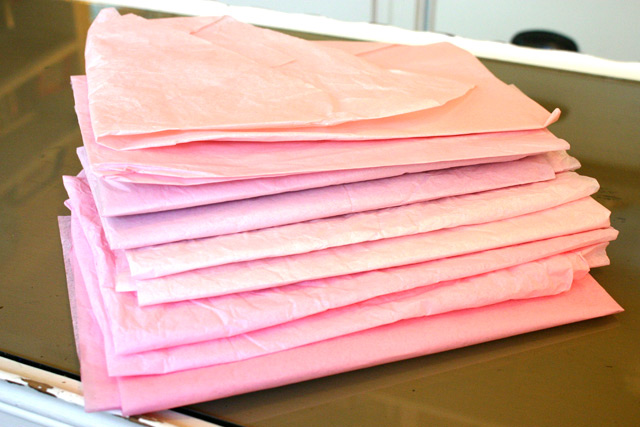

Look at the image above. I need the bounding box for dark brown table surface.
[1,1,638,425]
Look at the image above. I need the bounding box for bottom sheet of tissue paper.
[59,217,622,415]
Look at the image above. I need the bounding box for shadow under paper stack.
[58,9,623,416]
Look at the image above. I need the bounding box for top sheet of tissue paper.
[85,9,472,143]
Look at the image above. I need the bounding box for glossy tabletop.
[1,1,638,425]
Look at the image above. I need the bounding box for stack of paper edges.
[59,9,622,416]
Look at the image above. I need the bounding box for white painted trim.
[79,0,640,81]
[0,399,73,427]
[0,357,221,426]
[0,380,132,426]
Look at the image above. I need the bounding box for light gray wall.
[218,0,426,30]
[219,1,639,61]
[432,0,640,61]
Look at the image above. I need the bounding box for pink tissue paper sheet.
[74,197,605,377]
[116,244,613,376]
[96,155,561,250]
[109,232,623,355]
[124,171,598,279]
[60,218,623,415]
[81,148,579,216]
[85,12,559,149]
[108,249,605,376]
[78,148,570,216]
[66,173,617,354]
[89,152,528,187]
[63,172,613,307]
[86,10,473,139]
[58,217,121,412]
[72,75,567,183]
[130,197,611,304]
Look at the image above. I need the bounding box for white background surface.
[219,0,640,61]
[432,0,640,62]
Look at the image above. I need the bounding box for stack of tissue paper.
[59,9,622,416]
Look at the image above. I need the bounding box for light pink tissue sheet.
[86,10,472,142]
[80,150,537,217]
[134,197,611,304]
[107,250,600,376]
[72,76,567,184]
[544,149,581,172]
[65,211,617,390]
[120,275,623,416]
[71,202,603,377]
[107,231,620,354]
[82,148,578,217]
[69,201,605,379]
[190,16,475,121]
[63,225,623,415]
[126,172,598,279]
[68,175,617,353]
[87,28,559,149]
[94,154,527,186]
[91,149,578,189]
[63,173,617,355]
[59,217,121,412]
[98,156,559,250]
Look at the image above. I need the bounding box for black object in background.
[512,30,579,52]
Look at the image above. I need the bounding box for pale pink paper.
[86,11,472,141]
[125,172,597,279]
[58,216,121,412]
[134,197,611,304]
[80,149,550,216]
[88,36,559,149]
[190,16,475,122]
[107,250,600,376]
[96,153,528,186]
[72,76,567,183]
[73,177,619,352]
[71,202,601,377]
[63,234,622,416]
[65,209,614,381]
[85,150,578,216]
[63,174,617,355]
[67,206,608,376]
[108,230,620,353]
[89,149,578,189]
[544,149,581,172]
[98,156,558,250]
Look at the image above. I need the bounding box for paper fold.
[98,156,559,250]
[86,10,472,144]
[125,172,598,279]
[131,197,610,304]
[61,220,622,416]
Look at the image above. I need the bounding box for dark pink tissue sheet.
[59,217,622,415]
